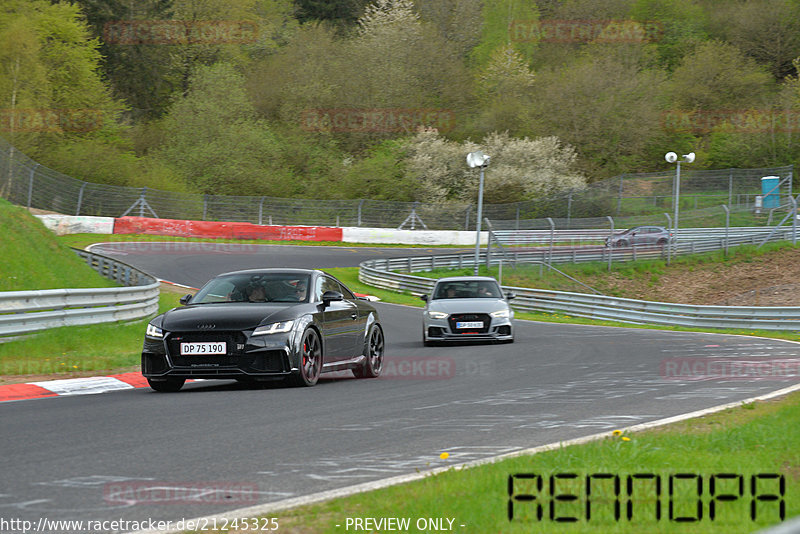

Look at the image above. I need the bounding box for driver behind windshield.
[246,284,267,302]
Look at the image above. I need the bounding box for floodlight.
[683,152,695,164]
[665,152,678,164]
[467,151,490,168]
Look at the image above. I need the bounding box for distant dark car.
[142,269,384,391]
[605,226,672,247]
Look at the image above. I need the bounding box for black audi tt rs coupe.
[141,268,384,391]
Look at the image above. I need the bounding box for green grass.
[0,200,116,291]
[217,391,800,533]
[0,292,182,381]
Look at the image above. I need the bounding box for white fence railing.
[0,250,159,336]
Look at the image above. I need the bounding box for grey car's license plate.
[456,321,483,329]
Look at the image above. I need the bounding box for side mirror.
[322,290,343,306]
[179,294,193,305]
[505,292,516,301]
[420,294,428,302]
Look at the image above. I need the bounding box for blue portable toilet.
[761,176,780,209]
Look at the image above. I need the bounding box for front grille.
[166,331,246,367]
[447,313,491,334]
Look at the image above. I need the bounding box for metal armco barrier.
[0,250,159,336]
[359,238,800,332]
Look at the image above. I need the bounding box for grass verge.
[213,390,800,533]
[0,200,117,291]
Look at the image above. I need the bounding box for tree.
[528,46,666,178]
[155,63,295,195]
[629,0,709,71]
[472,44,536,136]
[667,40,773,111]
[705,0,800,80]
[293,0,370,26]
[413,0,483,58]
[404,130,585,204]
[0,0,122,156]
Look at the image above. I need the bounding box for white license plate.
[180,342,227,355]
[456,321,483,329]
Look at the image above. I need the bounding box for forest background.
[2,0,800,206]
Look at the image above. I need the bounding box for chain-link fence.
[0,136,793,230]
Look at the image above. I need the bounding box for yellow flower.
[622,437,631,442]
[440,452,450,460]
[612,430,622,436]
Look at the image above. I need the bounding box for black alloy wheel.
[291,328,322,387]
[355,324,384,378]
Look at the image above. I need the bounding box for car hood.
[427,298,509,314]
[160,303,310,332]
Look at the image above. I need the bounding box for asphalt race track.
[86,242,468,288]
[2,243,800,532]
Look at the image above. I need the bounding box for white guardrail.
[359,229,800,331]
[0,249,159,336]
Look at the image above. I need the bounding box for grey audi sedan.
[421,276,514,346]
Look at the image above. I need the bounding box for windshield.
[192,273,311,304]
[433,281,502,300]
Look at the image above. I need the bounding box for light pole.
[665,151,695,247]
[467,151,491,275]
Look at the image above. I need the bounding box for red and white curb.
[0,373,151,403]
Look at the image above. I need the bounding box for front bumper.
[423,314,513,343]
[142,330,296,379]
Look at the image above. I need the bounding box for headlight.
[490,309,510,318]
[146,323,163,338]
[427,311,448,319]
[252,321,295,336]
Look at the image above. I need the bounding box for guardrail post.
[358,199,365,227]
[722,204,730,255]
[606,215,614,271]
[258,197,265,225]
[75,182,87,216]
[547,217,555,270]
[566,192,572,228]
[792,194,798,246]
[664,213,672,265]
[26,163,39,208]
[202,195,208,220]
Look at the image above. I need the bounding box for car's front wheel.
[147,378,185,392]
[290,328,322,387]
[354,324,384,378]
[615,239,629,248]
